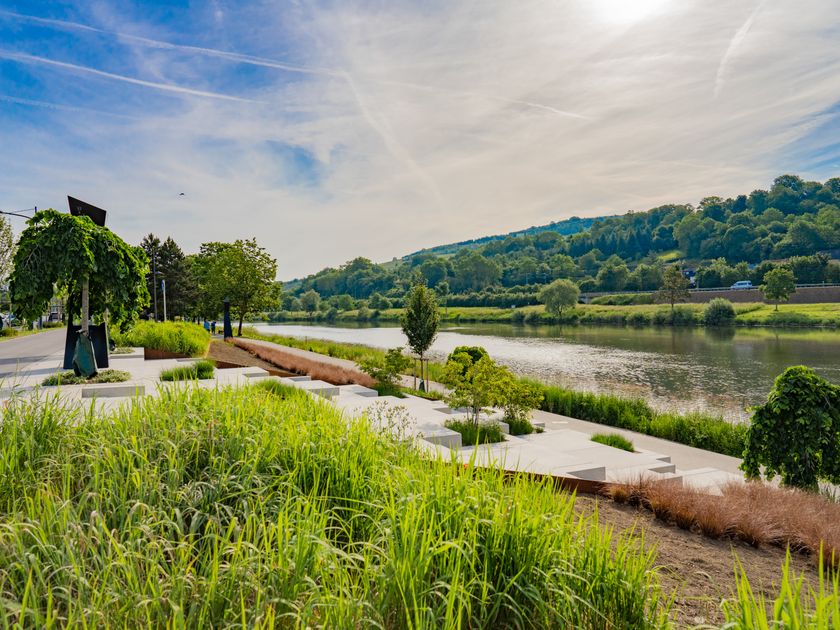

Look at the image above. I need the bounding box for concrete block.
[82,383,146,398]
[294,380,340,399]
[287,375,312,382]
[339,384,379,397]
[243,368,270,378]
[420,427,462,449]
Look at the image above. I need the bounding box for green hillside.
[279,174,840,313]
[402,215,603,259]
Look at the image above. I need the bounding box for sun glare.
[591,0,671,24]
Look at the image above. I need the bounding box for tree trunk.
[81,277,90,334]
[238,314,244,336]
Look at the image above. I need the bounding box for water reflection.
[254,322,840,421]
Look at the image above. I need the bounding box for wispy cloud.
[0,50,263,103]
[1,1,839,279]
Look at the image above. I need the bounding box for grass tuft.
[159,359,216,381]
[445,419,506,446]
[41,369,131,386]
[111,321,210,356]
[591,432,634,451]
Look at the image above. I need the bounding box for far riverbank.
[265,301,840,329]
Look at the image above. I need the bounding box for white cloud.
[1,0,839,279]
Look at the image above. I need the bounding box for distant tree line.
[283,174,840,310]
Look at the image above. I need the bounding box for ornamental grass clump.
[112,320,210,356]
[159,359,215,381]
[591,433,634,452]
[41,369,131,386]
[0,386,669,628]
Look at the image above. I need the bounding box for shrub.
[42,369,131,386]
[445,419,506,445]
[742,365,840,490]
[159,360,216,382]
[359,347,410,391]
[112,321,210,356]
[0,327,18,338]
[591,433,634,451]
[510,310,526,324]
[523,310,542,324]
[703,298,736,326]
[506,416,536,435]
[627,311,651,327]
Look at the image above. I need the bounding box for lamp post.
[223,297,233,338]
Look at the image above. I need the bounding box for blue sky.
[1,0,839,279]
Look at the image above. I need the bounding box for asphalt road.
[0,328,65,378]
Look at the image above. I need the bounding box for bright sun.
[591,0,671,24]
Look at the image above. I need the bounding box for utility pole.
[152,251,158,321]
[162,278,167,321]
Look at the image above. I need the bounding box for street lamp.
[0,207,36,220]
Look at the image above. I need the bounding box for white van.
[730,280,753,289]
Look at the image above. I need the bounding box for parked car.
[730,280,753,289]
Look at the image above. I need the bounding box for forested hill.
[401,215,603,260]
[283,174,840,310]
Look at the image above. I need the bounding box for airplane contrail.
[714,0,768,98]
[0,8,588,120]
[0,50,264,103]
[0,93,138,117]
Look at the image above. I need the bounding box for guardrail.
[581,283,840,298]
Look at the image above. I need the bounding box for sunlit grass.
[0,386,669,628]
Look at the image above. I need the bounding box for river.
[252,322,840,421]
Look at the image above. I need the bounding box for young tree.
[401,284,440,390]
[538,279,580,316]
[742,366,840,491]
[10,209,149,372]
[196,238,279,336]
[657,265,690,314]
[300,289,321,314]
[443,352,505,425]
[761,267,796,311]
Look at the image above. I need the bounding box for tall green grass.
[111,321,210,356]
[159,359,216,381]
[723,551,840,628]
[0,386,668,628]
[535,381,746,457]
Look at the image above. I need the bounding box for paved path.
[535,410,743,474]
[238,335,744,476]
[0,328,65,379]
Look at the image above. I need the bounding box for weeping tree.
[10,210,149,371]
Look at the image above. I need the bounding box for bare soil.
[574,494,821,627]
[207,340,295,376]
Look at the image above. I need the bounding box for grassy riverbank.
[241,327,747,457]
[267,302,840,328]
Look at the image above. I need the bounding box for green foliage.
[359,347,411,390]
[254,378,299,398]
[195,238,279,335]
[723,551,839,628]
[140,234,198,320]
[761,266,796,310]
[443,353,505,424]
[0,386,668,627]
[445,419,506,445]
[41,369,131,386]
[10,209,149,328]
[656,265,690,313]
[537,381,746,457]
[742,366,840,490]
[703,298,736,326]
[112,321,210,356]
[159,360,216,381]
[538,278,580,315]
[591,433,634,452]
[299,289,321,313]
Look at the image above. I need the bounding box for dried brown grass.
[602,477,840,563]
[231,339,376,387]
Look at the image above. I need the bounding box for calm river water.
[253,322,840,421]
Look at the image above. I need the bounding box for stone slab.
[82,383,146,398]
